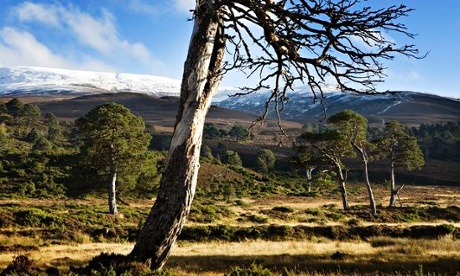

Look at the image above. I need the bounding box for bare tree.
[130,0,422,269]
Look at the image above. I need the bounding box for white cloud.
[13,2,61,27]
[3,2,163,73]
[0,27,69,68]
[0,27,115,72]
[63,9,119,55]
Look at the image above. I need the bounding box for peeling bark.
[129,1,225,270]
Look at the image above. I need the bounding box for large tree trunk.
[129,1,225,270]
[108,145,118,215]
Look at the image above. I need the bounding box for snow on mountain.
[0,66,182,97]
[1,66,458,125]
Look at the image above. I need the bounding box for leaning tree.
[129,0,422,269]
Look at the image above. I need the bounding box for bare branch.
[217,0,423,128]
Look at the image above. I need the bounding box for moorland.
[0,93,459,275]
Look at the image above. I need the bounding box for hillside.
[1,66,459,127]
[216,90,460,125]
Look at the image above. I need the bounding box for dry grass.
[1,185,459,274]
[1,237,459,275]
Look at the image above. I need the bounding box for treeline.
[0,98,458,213]
[0,99,161,206]
[409,122,460,160]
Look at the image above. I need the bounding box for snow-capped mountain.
[0,66,182,97]
[1,66,458,125]
[215,88,460,124]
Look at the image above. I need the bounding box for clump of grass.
[271,206,295,213]
[226,263,275,276]
[394,209,420,222]
[248,215,269,224]
[304,208,322,216]
[369,237,399,247]
[71,231,93,244]
[325,211,345,221]
[189,203,234,223]
[233,199,248,206]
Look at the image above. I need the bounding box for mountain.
[215,88,460,125]
[0,66,240,100]
[0,66,182,97]
[1,66,459,125]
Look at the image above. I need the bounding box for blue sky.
[0,0,459,99]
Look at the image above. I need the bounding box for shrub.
[1,255,38,276]
[188,204,233,223]
[14,208,64,228]
[271,206,294,213]
[394,208,420,222]
[226,263,275,276]
[248,215,268,224]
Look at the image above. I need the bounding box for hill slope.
[1,66,459,125]
[216,90,460,125]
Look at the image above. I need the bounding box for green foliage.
[5,98,24,123]
[221,150,242,166]
[229,125,249,142]
[75,102,153,197]
[14,208,64,229]
[226,263,275,276]
[189,202,234,223]
[255,149,276,173]
[378,120,425,170]
[394,208,420,222]
[21,104,41,129]
[203,123,222,139]
[247,215,269,224]
[25,128,40,143]
[32,137,52,153]
[200,144,213,159]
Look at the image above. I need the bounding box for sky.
[0,0,459,99]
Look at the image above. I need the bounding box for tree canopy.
[75,102,152,214]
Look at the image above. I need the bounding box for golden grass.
[1,237,459,274]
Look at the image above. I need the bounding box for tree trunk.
[305,167,314,193]
[129,2,225,270]
[389,160,397,207]
[363,158,377,216]
[108,145,118,215]
[336,163,349,210]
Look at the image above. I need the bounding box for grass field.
[0,183,459,275]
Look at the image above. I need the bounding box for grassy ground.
[0,183,459,275]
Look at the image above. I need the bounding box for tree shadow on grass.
[164,254,459,275]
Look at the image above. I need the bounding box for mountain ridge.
[1,66,459,125]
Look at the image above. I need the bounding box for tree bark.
[336,163,349,210]
[389,160,396,207]
[363,158,377,216]
[305,167,314,193]
[129,1,225,270]
[108,145,118,215]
